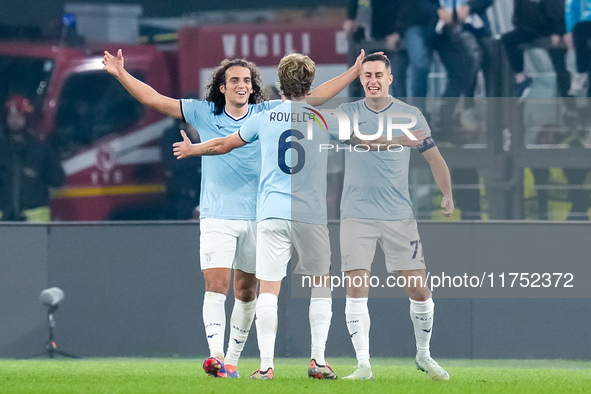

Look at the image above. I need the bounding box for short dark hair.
[362,53,391,70]
[204,59,268,115]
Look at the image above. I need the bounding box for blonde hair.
[277,53,316,99]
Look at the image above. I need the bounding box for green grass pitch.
[1,358,591,393]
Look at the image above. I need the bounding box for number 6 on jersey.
[278,129,306,175]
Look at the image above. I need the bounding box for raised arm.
[103,49,182,118]
[422,147,454,217]
[173,130,246,159]
[306,49,369,106]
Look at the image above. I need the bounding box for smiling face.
[360,60,393,98]
[219,66,253,108]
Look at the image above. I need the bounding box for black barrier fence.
[1,221,590,359]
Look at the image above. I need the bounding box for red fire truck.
[0,22,347,220]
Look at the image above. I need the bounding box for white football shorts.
[340,218,426,273]
[199,218,256,273]
[256,219,331,281]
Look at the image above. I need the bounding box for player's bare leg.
[224,269,258,377]
[202,268,232,377]
[308,274,337,380]
[342,269,373,380]
[400,269,449,381]
[250,280,281,379]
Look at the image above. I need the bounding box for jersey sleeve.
[414,107,436,153]
[238,112,261,143]
[180,99,210,130]
[414,107,432,137]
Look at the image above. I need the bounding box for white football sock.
[203,291,227,359]
[345,296,371,368]
[256,293,278,371]
[309,287,332,365]
[224,298,256,367]
[409,298,434,359]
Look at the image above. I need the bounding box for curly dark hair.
[204,59,268,115]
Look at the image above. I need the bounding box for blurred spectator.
[501,0,570,98]
[435,0,483,140]
[0,95,64,222]
[397,1,476,142]
[459,0,494,135]
[344,0,406,97]
[397,0,440,111]
[160,118,201,220]
[565,0,591,96]
[461,0,494,96]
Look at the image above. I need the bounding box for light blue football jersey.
[338,97,435,220]
[181,99,281,220]
[238,101,339,224]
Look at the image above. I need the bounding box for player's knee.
[205,277,231,295]
[234,287,256,302]
[406,286,430,300]
[234,275,257,302]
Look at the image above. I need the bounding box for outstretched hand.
[102,49,124,78]
[173,130,193,159]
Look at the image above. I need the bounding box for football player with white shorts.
[338,54,454,381]
[103,49,365,378]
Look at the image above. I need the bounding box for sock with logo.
[309,287,332,365]
[225,298,256,367]
[345,296,371,368]
[203,291,227,359]
[409,298,434,358]
[256,293,278,371]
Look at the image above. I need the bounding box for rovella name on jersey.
[269,111,315,123]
